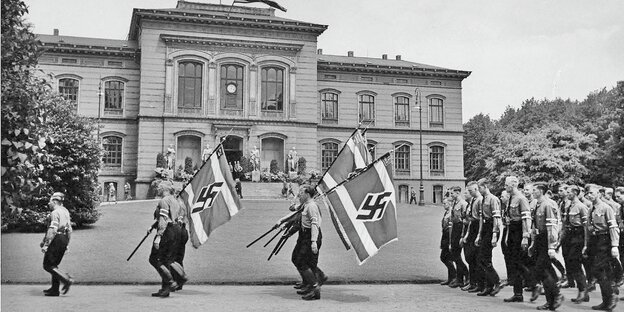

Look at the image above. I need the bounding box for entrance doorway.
[261,137,284,171]
[398,185,409,203]
[222,136,243,168]
[177,135,201,171]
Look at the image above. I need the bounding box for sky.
[23,0,624,122]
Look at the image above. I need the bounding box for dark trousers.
[562,227,587,291]
[42,234,69,291]
[504,221,530,295]
[477,221,499,288]
[175,223,188,266]
[149,224,179,286]
[440,229,455,281]
[450,222,468,282]
[409,196,417,204]
[534,233,560,305]
[292,228,322,271]
[464,222,481,286]
[589,234,615,304]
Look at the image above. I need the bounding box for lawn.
[1,199,509,284]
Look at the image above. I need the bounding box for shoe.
[490,283,503,296]
[440,279,452,286]
[448,279,462,288]
[552,294,564,310]
[469,287,483,293]
[151,288,170,298]
[477,288,492,296]
[591,302,607,310]
[175,276,187,291]
[44,292,60,297]
[530,285,543,302]
[168,282,179,292]
[293,282,304,289]
[61,277,73,295]
[504,295,524,302]
[536,303,552,310]
[301,286,320,301]
[571,290,589,303]
[606,295,618,311]
[461,280,470,288]
[43,288,55,294]
[297,285,313,295]
[461,284,474,291]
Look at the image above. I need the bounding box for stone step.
[171,180,294,200]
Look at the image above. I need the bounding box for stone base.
[288,171,298,180]
[251,170,261,182]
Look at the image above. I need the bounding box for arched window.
[430,146,445,173]
[221,64,244,109]
[321,142,339,171]
[394,144,410,175]
[104,80,124,111]
[395,96,410,126]
[321,92,338,122]
[58,78,79,102]
[359,94,375,122]
[178,61,203,109]
[102,136,122,166]
[261,67,284,111]
[429,98,444,126]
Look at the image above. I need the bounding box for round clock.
[226,83,237,94]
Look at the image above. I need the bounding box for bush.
[269,159,279,174]
[239,156,253,173]
[184,157,193,174]
[297,157,306,175]
[156,152,167,168]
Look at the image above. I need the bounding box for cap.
[50,192,65,201]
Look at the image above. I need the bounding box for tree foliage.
[2,0,102,231]
[464,82,624,190]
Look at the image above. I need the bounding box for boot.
[605,295,618,311]
[314,267,328,286]
[51,268,73,295]
[476,288,492,296]
[571,290,589,303]
[536,303,552,310]
[448,278,462,288]
[530,285,542,302]
[298,269,318,295]
[170,262,187,291]
[551,294,564,310]
[504,294,524,302]
[490,282,503,296]
[461,283,474,291]
[440,279,452,286]
[152,282,171,298]
[293,282,304,289]
[301,285,320,301]
[591,302,607,310]
[468,286,482,293]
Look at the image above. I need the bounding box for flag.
[180,145,243,248]
[317,129,372,250]
[324,153,398,265]
[233,0,287,12]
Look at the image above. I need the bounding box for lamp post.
[97,78,103,139]
[416,88,425,206]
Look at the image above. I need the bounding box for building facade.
[36,1,470,203]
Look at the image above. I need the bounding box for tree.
[463,113,497,182]
[2,0,102,231]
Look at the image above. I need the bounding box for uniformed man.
[578,186,596,291]
[448,186,469,288]
[529,183,564,310]
[40,192,74,296]
[523,183,539,293]
[614,186,624,292]
[461,181,483,292]
[440,197,456,286]
[560,185,590,303]
[585,184,619,310]
[501,176,532,303]
[603,187,623,287]
[149,182,187,297]
[173,195,189,291]
[557,184,573,289]
[292,184,324,300]
[474,178,503,296]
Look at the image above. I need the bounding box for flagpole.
[176,128,234,197]
[317,152,391,198]
[316,126,362,184]
[360,119,375,136]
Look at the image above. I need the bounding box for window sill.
[429,123,444,128]
[321,119,338,124]
[430,171,445,177]
[395,121,410,127]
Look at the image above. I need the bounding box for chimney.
[395,55,402,61]
[347,51,354,57]
[382,54,387,60]
[317,48,323,55]
[53,29,59,36]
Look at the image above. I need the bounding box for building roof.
[128,1,328,40]
[37,34,138,58]
[317,54,471,79]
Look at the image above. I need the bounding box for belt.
[591,231,608,236]
[566,226,584,231]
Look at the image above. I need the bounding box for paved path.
[0,284,606,312]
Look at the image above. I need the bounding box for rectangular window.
[107,61,123,67]
[433,185,443,204]
[321,93,338,122]
[394,145,410,175]
[359,94,375,122]
[102,136,122,166]
[429,98,444,126]
[61,58,78,64]
[221,64,244,110]
[394,96,410,127]
[104,81,124,112]
[261,67,284,111]
[321,142,339,171]
[178,62,203,109]
[430,146,445,174]
[58,78,79,102]
[324,74,337,79]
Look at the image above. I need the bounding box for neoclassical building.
[36,1,471,202]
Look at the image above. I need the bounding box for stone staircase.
[171,180,289,200]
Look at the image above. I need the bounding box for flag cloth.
[232,0,287,12]
[317,129,372,250]
[180,145,243,248]
[324,153,398,265]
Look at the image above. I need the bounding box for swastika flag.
[317,129,372,250]
[180,145,243,248]
[324,153,398,265]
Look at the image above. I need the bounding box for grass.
[1,199,509,284]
